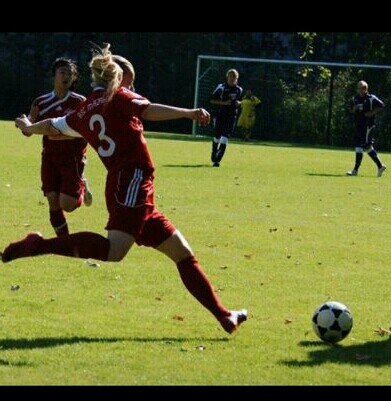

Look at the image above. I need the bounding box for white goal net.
[192,55,391,148]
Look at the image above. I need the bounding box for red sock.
[176,256,230,320]
[76,183,85,208]
[36,232,110,261]
[75,193,83,208]
[49,209,69,237]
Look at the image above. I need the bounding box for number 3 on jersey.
[89,114,116,157]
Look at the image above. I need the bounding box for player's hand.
[234,100,241,107]
[192,108,210,126]
[15,114,33,136]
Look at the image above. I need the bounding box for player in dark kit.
[346,80,386,177]
[210,69,243,167]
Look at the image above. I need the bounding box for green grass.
[1,119,391,384]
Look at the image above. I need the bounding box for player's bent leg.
[58,160,88,211]
[59,193,80,213]
[347,147,363,176]
[1,231,112,263]
[211,136,220,163]
[366,145,386,175]
[46,192,69,236]
[82,176,93,207]
[107,230,135,262]
[156,230,247,334]
[46,192,60,210]
[215,136,228,163]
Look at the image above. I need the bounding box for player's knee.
[60,200,77,213]
[107,243,128,262]
[156,230,193,263]
[107,251,127,262]
[46,192,60,209]
[172,231,193,261]
[107,238,133,262]
[106,230,134,262]
[366,145,374,153]
[220,136,228,145]
[177,247,193,263]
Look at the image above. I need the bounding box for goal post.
[192,54,391,148]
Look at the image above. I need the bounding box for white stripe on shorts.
[125,169,143,207]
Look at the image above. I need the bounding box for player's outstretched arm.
[141,104,210,125]
[15,115,61,137]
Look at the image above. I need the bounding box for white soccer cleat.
[82,177,93,207]
[346,169,358,176]
[377,165,387,177]
[219,309,248,334]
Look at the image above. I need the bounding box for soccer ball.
[312,301,353,344]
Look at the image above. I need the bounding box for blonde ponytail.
[89,43,123,102]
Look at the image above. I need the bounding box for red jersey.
[53,87,154,175]
[32,90,87,154]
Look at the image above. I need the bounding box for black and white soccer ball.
[312,301,353,344]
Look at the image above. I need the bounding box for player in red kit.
[27,58,93,237]
[5,44,247,334]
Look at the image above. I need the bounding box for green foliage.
[2,32,391,148]
[298,32,317,59]
[1,122,391,384]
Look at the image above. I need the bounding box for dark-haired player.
[347,80,386,177]
[27,58,93,236]
[210,69,243,167]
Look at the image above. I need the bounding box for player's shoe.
[213,162,220,167]
[346,169,358,176]
[219,309,248,334]
[82,177,93,207]
[1,232,43,263]
[377,165,387,177]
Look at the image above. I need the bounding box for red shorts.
[105,167,176,248]
[41,147,86,199]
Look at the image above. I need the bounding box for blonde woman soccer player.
[5,44,247,335]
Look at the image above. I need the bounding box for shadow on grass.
[0,359,31,367]
[281,338,391,367]
[130,336,229,343]
[0,336,229,351]
[305,173,348,178]
[162,164,210,168]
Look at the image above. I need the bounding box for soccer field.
[1,119,391,385]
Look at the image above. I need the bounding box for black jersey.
[351,93,384,128]
[212,82,243,119]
